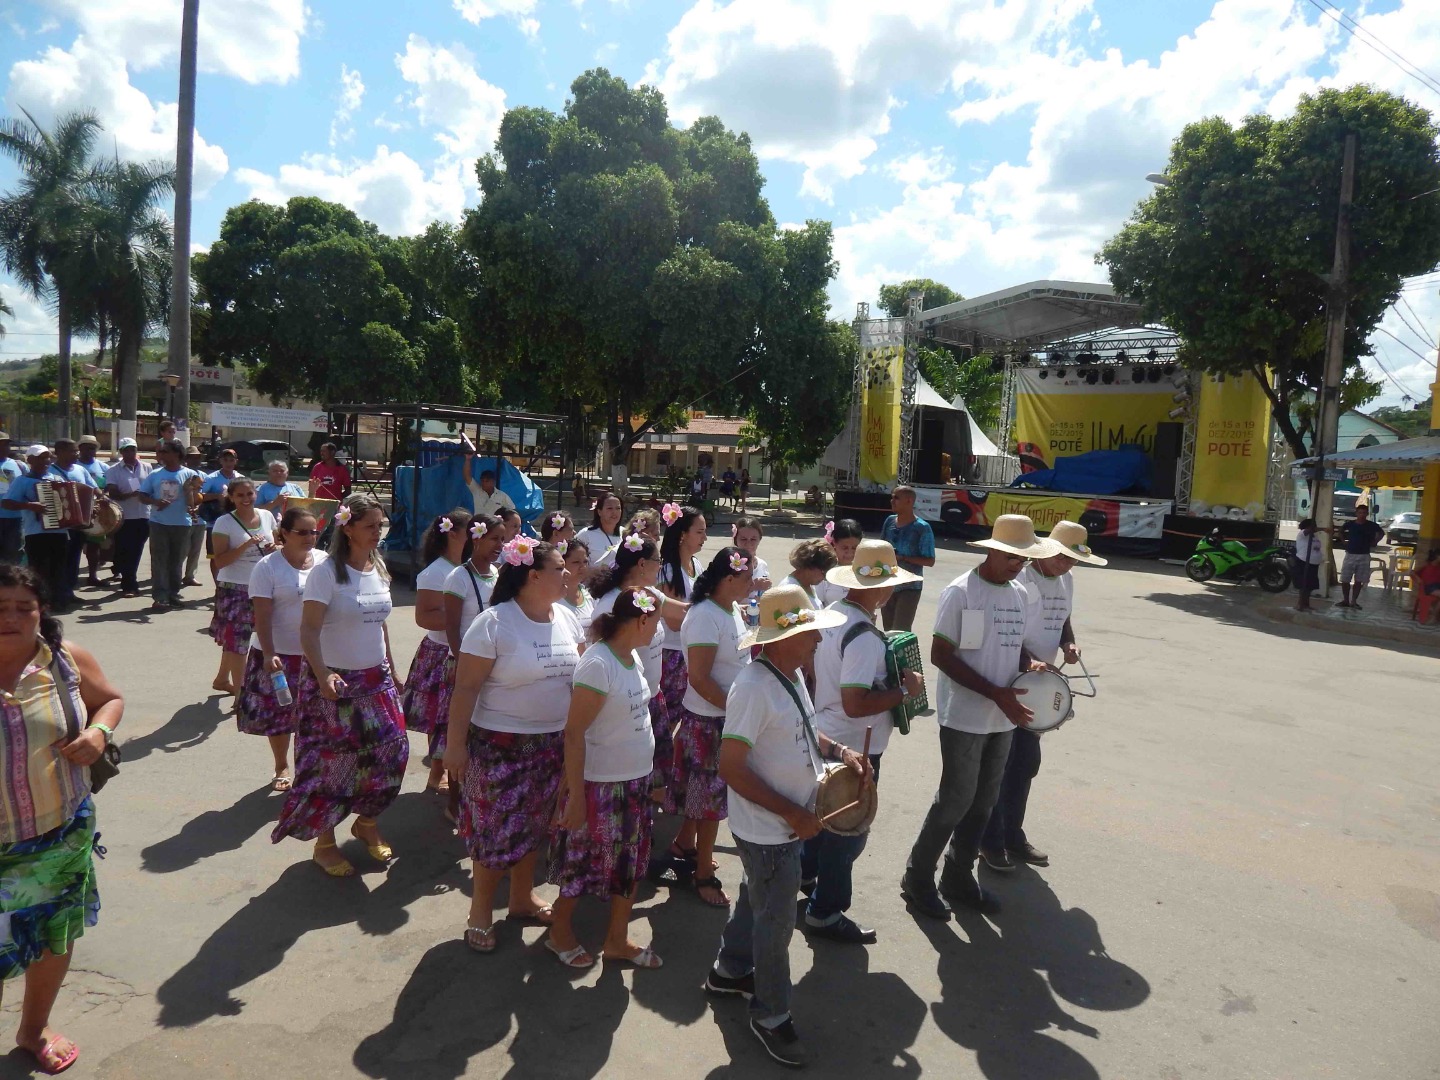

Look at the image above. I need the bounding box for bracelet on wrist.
[89,723,114,746]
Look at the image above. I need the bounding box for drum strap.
[757,658,823,766]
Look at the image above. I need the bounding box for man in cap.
[0,430,24,563]
[706,584,860,1068]
[3,445,85,609]
[800,539,924,945]
[48,439,101,608]
[105,438,152,597]
[980,520,1105,874]
[902,514,1062,920]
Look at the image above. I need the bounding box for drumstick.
[820,798,863,824]
[861,725,874,790]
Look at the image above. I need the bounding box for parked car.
[205,439,306,477]
[1387,511,1422,546]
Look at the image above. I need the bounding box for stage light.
[1168,405,1190,420]
[1131,367,1144,383]
[1146,349,1159,362]
[1173,390,1191,403]
[1102,369,1115,384]
[1147,369,1162,383]
[1039,369,1049,379]
[1115,351,1129,364]
[1085,371,1099,385]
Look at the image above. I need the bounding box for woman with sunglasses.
[208,477,276,697]
[237,507,326,791]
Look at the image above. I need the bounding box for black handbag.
[51,650,121,793]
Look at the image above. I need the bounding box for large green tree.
[877,278,963,318]
[1099,85,1440,459]
[461,69,851,465]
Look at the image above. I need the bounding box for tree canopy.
[460,69,851,463]
[1099,85,1440,458]
[877,278,962,318]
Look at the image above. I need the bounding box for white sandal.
[605,945,663,969]
[545,939,595,969]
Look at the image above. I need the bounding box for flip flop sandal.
[464,924,497,953]
[694,876,730,908]
[605,946,663,969]
[271,774,292,792]
[506,905,555,926]
[32,1034,79,1074]
[545,939,596,969]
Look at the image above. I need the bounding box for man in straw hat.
[902,514,1063,920]
[800,539,924,945]
[980,520,1105,874]
[706,583,861,1068]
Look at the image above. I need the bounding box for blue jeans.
[981,727,1042,851]
[0,518,22,564]
[905,726,1012,886]
[801,754,882,923]
[716,835,802,1025]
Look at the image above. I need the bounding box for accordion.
[883,630,929,735]
[38,480,95,531]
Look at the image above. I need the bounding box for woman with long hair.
[558,538,594,628]
[271,494,409,876]
[443,539,585,952]
[575,493,624,567]
[238,507,327,791]
[657,503,707,709]
[208,477,277,696]
[0,565,124,1075]
[673,546,754,907]
[590,534,686,801]
[402,509,473,794]
[814,518,863,608]
[545,588,663,969]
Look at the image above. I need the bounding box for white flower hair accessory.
[729,552,749,573]
[438,517,454,534]
[470,520,488,539]
[661,502,683,527]
[623,533,645,552]
[333,505,353,526]
[633,591,657,613]
[555,540,568,555]
[550,513,567,530]
[503,537,535,567]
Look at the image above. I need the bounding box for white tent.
[819,373,1000,470]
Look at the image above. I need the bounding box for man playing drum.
[800,540,923,945]
[707,584,862,1069]
[902,515,1062,920]
[980,520,1106,873]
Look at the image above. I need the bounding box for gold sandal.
[313,839,354,878]
[351,817,394,862]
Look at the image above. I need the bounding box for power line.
[1376,324,1436,365]
[1369,345,1425,401]
[1398,296,1437,349]
[1301,0,1440,100]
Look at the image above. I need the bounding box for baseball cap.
[78,434,99,447]
[25,444,48,458]
[118,437,139,450]
[0,431,10,441]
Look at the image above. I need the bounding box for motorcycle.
[1185,529,1292,593]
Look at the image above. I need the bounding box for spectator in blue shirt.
[0,431,25,564]
[139,439,204,611]
[49,439,100,609]
[256,460,304,514]
[2,443,97,611]
[880,484,936,632]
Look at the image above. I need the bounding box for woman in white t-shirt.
[574,493,624,567]
[436,515,505,769]
[540,509,575,548]
[208,477,277,696]
[443,538,585,954]
[731,515,774,604]
[237,506,327,791]
[673,545,754,908]
[656,503,707,717]
[813,518,863,608]
[544,588,662,969]
[401,510,472,797]
[271,494,408,878]
[589,534,687,803]
[558,537,595,628]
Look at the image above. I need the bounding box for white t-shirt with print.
[658,557,699,651]
[303,559,393,671]
[575,526,622,567]
[559,590,595,631]
[247,550,328,656]
[591,586,666,694]
[932,569,1028,735]
[572,643,653,782]
[1020,564,1074,663]
[212,510,277,586]
[813,599,894,754]
[416,557,461,645]
[680,598,750,717]
[722,661,824,845]
[443,562,497,655]
[461,600,584,734]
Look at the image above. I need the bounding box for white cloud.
[0,286,64,361]
[6,37,229,196]
[396,36,507,165]
[453,0,540,37]
[329,65,366,149]
[36,0,308,85]
[234,149,468,236]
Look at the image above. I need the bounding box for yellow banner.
[1352,468,1426,489]
[1012,367,1185,469]
[1189,373,1272,512]
[859,343,905,487]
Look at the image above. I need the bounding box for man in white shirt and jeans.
[902,515,1062,921]
[705,584,860,1069]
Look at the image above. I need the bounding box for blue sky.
[2,0,1438,407]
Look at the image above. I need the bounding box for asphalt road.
[2,527,1437,1079]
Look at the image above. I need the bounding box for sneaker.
[705,968,755,999]
[900,875,951,921]
[804,913,876,944]
[979,848,1015,873]
[750,1017,807,1068]
[1011,842,1049,867]
[939,869,1001,914]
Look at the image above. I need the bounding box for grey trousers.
[716,836,803,1025]
[149,523,190,604]
[906,726,1013,884]
[184,522,207,580]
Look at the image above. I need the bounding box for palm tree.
[0,290,12,337]
[0,108,105,438]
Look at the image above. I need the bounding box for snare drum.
[1010,668,1074,733]
[813,763,877,836]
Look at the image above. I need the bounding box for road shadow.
[153,792,468,1028]
[625,879,731,1028]
[119,696,230,764]
[139,785,280,873]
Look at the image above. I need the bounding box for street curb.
[1252,595,1440,649]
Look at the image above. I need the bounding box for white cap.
[25,444,48,459]
[118,437,139,450]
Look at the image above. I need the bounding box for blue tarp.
[1010,447,1154,496]
[385,455,544,552]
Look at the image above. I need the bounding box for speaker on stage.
[913,413,946,485]
[1152,421,1183,499]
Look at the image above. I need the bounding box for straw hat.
[969,514,1064,559]
[824,538,921,591]
[1047,520,1108,566]
[738,583,845,649]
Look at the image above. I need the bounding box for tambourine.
[1009,658,1097,734]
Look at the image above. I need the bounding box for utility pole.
[1312,132,1357,594]
[166,0,199,442]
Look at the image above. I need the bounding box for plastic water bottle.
[747,597,759,627]
[271,670,293,706]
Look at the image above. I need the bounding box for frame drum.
[814,763,878,836]
[1010,668,1074,733]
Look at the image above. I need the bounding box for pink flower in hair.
[503,537,535,567]
[729,551,749,573]
[660,502,683,527]
[824,520,835,544]
[333,505,353,526]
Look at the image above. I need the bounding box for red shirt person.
[308,443,352,502]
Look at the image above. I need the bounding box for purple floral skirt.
[270,663,409,843]
[401,637,452,736]
[236,648,304,736]
[208,583,253,654]
[547,777,653,900]
[458,726,564,870]
[649,694,676,793]
[670,707,727,821]
[659,648,688,715]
